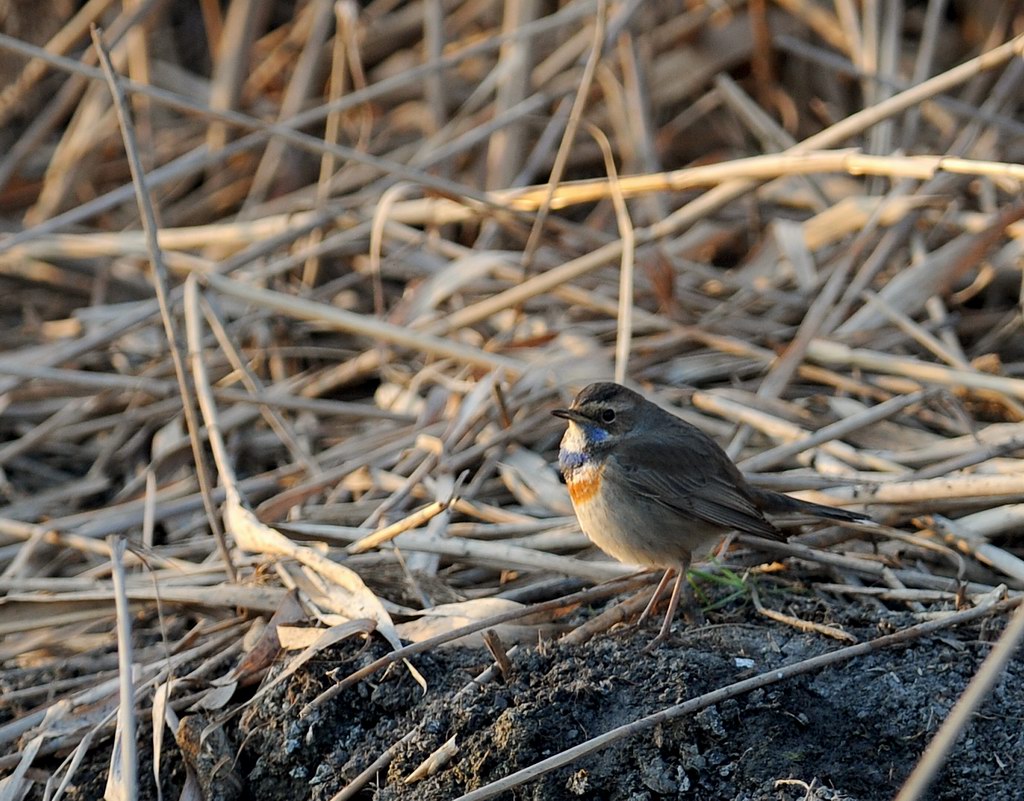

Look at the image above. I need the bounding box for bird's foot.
[643,628,671,653]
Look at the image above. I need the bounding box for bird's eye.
[600,408,616,423]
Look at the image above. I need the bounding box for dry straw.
[0,3,1022,800]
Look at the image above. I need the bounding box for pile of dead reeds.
[1,1,1024,799]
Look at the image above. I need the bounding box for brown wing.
[608,425,787,542]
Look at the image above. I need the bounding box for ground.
[38,587,1021,801]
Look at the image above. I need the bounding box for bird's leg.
[636,568,674,628]
[645,570,683,651]
[645,559,703,651]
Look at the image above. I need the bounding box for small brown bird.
[553,382,869,647]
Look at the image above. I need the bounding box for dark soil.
[17,589,1023,800]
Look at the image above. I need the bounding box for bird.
[552,381,870,648]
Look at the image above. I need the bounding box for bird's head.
[552,382,644,447]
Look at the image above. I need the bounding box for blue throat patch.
[559,423,607,472]
[559,448,589,471]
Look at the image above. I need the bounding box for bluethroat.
[553,382,870,647]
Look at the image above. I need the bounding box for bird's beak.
[552,408,586,423]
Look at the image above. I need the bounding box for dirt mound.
[229,597,1018,801]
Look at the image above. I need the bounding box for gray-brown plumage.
[554,382,869,647]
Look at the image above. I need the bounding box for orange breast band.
[567,465,602,505]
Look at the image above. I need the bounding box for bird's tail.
[750,488,870,524]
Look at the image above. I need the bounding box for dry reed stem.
[92,24,237,581]
[749,583,857,642]
[104,537,138,800]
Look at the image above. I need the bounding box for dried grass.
[1,1,1023,799]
